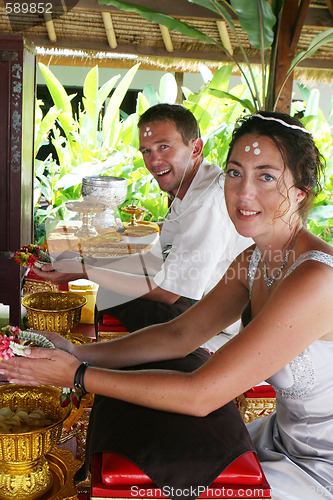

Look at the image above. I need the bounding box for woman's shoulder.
[287,250,333,273]
[286,231,333,277]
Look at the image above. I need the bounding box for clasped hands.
[0,330,81,389]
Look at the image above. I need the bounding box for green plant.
[34,63,332,246]
[293,86,333,244]
[34,65,181,242]
[99,0,333,112]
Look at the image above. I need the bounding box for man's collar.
[168,159,204,202]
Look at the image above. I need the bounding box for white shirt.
[154,161,252,351]
[155,161,252,300]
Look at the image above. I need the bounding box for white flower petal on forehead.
[245,145,250,152]
[146,126,150,131]
[254,148,261,155]
[148,131,152,136]
[143,132,147,137]
[252,142,259,147]
[252,114,312,134]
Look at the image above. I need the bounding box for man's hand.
[33,258,87,285]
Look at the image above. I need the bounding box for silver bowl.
[82,176,127,229]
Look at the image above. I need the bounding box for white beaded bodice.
[246,248,333,498]
[248,248,333,298]
[247,248,333,400]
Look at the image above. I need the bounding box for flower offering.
[14,244,51,268]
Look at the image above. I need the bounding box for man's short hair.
[138,104,200,145]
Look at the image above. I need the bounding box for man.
[34,104,251,349]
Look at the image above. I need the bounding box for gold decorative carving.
[23,278,58,296]
[236,395,276,424]
[60,398,93,463]
[0,456,52,499]
[0,385,71,500]
[22,291,86,335]
[97,331,129,342]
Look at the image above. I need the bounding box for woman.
[2,112,333,499]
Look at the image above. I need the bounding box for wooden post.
[175,72,184,104]
[0,36,36,326]
[274,0,311,113]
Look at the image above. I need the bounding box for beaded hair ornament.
[252,114,312,134]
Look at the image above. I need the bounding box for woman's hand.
[29,330,77,354]
[0,348,81,388]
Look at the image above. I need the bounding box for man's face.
[139,119,202,199]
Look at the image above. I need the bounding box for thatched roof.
[1,0,333,80]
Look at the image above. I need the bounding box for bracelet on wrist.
[73,362,91,396]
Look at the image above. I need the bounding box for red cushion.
[92,452,271,498]
[98,315,127,332]
[243,385,276,399]
[102,314,124,326]
[101,451,262,486]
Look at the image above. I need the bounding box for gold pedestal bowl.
[22,291,87,337]
[0,385,71,500]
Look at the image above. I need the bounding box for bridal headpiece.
[252,114,312,134]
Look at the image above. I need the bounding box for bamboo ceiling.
[0,0,332,80]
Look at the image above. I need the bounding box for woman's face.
[224,134,305,241]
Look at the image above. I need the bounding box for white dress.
[246,249,333,500]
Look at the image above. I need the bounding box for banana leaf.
[102,63,140,148]
[275,28,333,106]
[231,0,276,50]
[206,88,256,113]
[159,73,178,103]
[34,106,59,155]
[288,29,333,75]
[83,69,120,141]
[142,85,159,107]
[188,65,233,128]
[38,63,76,141]
[98,0,218,43]
[187,0,235,28]
[83,66,98,103]
[38,63,72,116]
[82,66,99,135]
[98,75,121,106]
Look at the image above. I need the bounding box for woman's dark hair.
[227,111,325,218]
[138,104,200,145]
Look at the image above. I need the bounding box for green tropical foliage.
[34,64,333,245]
[98,0,333,112]
[295,85,333,243]
[34,63,176,242]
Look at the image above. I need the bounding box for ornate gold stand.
[97,330,129,342]
[23,278,58,296]
[43,447,81,500]
[122,205,147,226]
[235,394,276,423]
[0,456,52,500]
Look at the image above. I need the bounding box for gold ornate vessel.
[0,385,71,500]
[122,204,147,226]
[22,291,87,335]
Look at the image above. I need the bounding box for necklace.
[263,227,302,291]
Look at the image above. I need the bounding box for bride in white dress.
[3,111,333,500]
